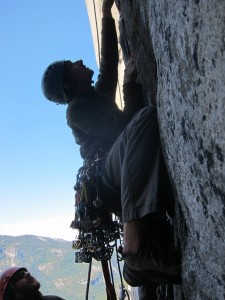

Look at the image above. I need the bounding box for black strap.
[85,259,92,300]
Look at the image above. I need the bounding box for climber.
[41,0,181,283]
[0,267,66,300]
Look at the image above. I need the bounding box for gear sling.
[70,154,129,299]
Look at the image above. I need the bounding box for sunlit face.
[14,270,40,294]
[64,60,94,85]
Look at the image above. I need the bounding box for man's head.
[42,59,94,104]
[0,267,41,300]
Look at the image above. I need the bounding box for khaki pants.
[101,107,171,222]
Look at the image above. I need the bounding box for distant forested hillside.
[0,235,125,300]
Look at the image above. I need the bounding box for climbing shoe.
[124,241,182,284]
[123,262,181,286]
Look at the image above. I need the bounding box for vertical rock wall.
[119,0,225,299]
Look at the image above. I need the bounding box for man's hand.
[102,0,114,17]
[123,55,137,84]
[102,0,114,9]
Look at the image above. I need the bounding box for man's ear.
[63,81,74,90]
[63,79,78,96]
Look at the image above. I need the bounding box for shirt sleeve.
[95,17,119,102]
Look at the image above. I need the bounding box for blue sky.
[0,1,98,240]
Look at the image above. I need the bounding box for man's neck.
[17,290,43,300]
[75,83,94,96]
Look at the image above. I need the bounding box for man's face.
[64,60,94,85]
[13,269,40,294]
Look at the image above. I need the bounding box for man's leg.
[103,107,165,220]
[102,107,181,278]
[123,219,142,254]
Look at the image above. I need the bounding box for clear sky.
[0,1,99,241]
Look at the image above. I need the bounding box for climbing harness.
[70,154,130,299]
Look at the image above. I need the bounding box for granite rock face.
[119,0,225,299]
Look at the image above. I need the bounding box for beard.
[16,278,41,298]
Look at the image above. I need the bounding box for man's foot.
[123,261,182,286]
[124,242,182,281]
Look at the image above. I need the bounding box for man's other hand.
[123,55,137,84]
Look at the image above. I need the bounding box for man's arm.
[122,56,145,118]
[102,0,114,17]
[95,0,118,102]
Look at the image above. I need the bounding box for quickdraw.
[70,155,129,300]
